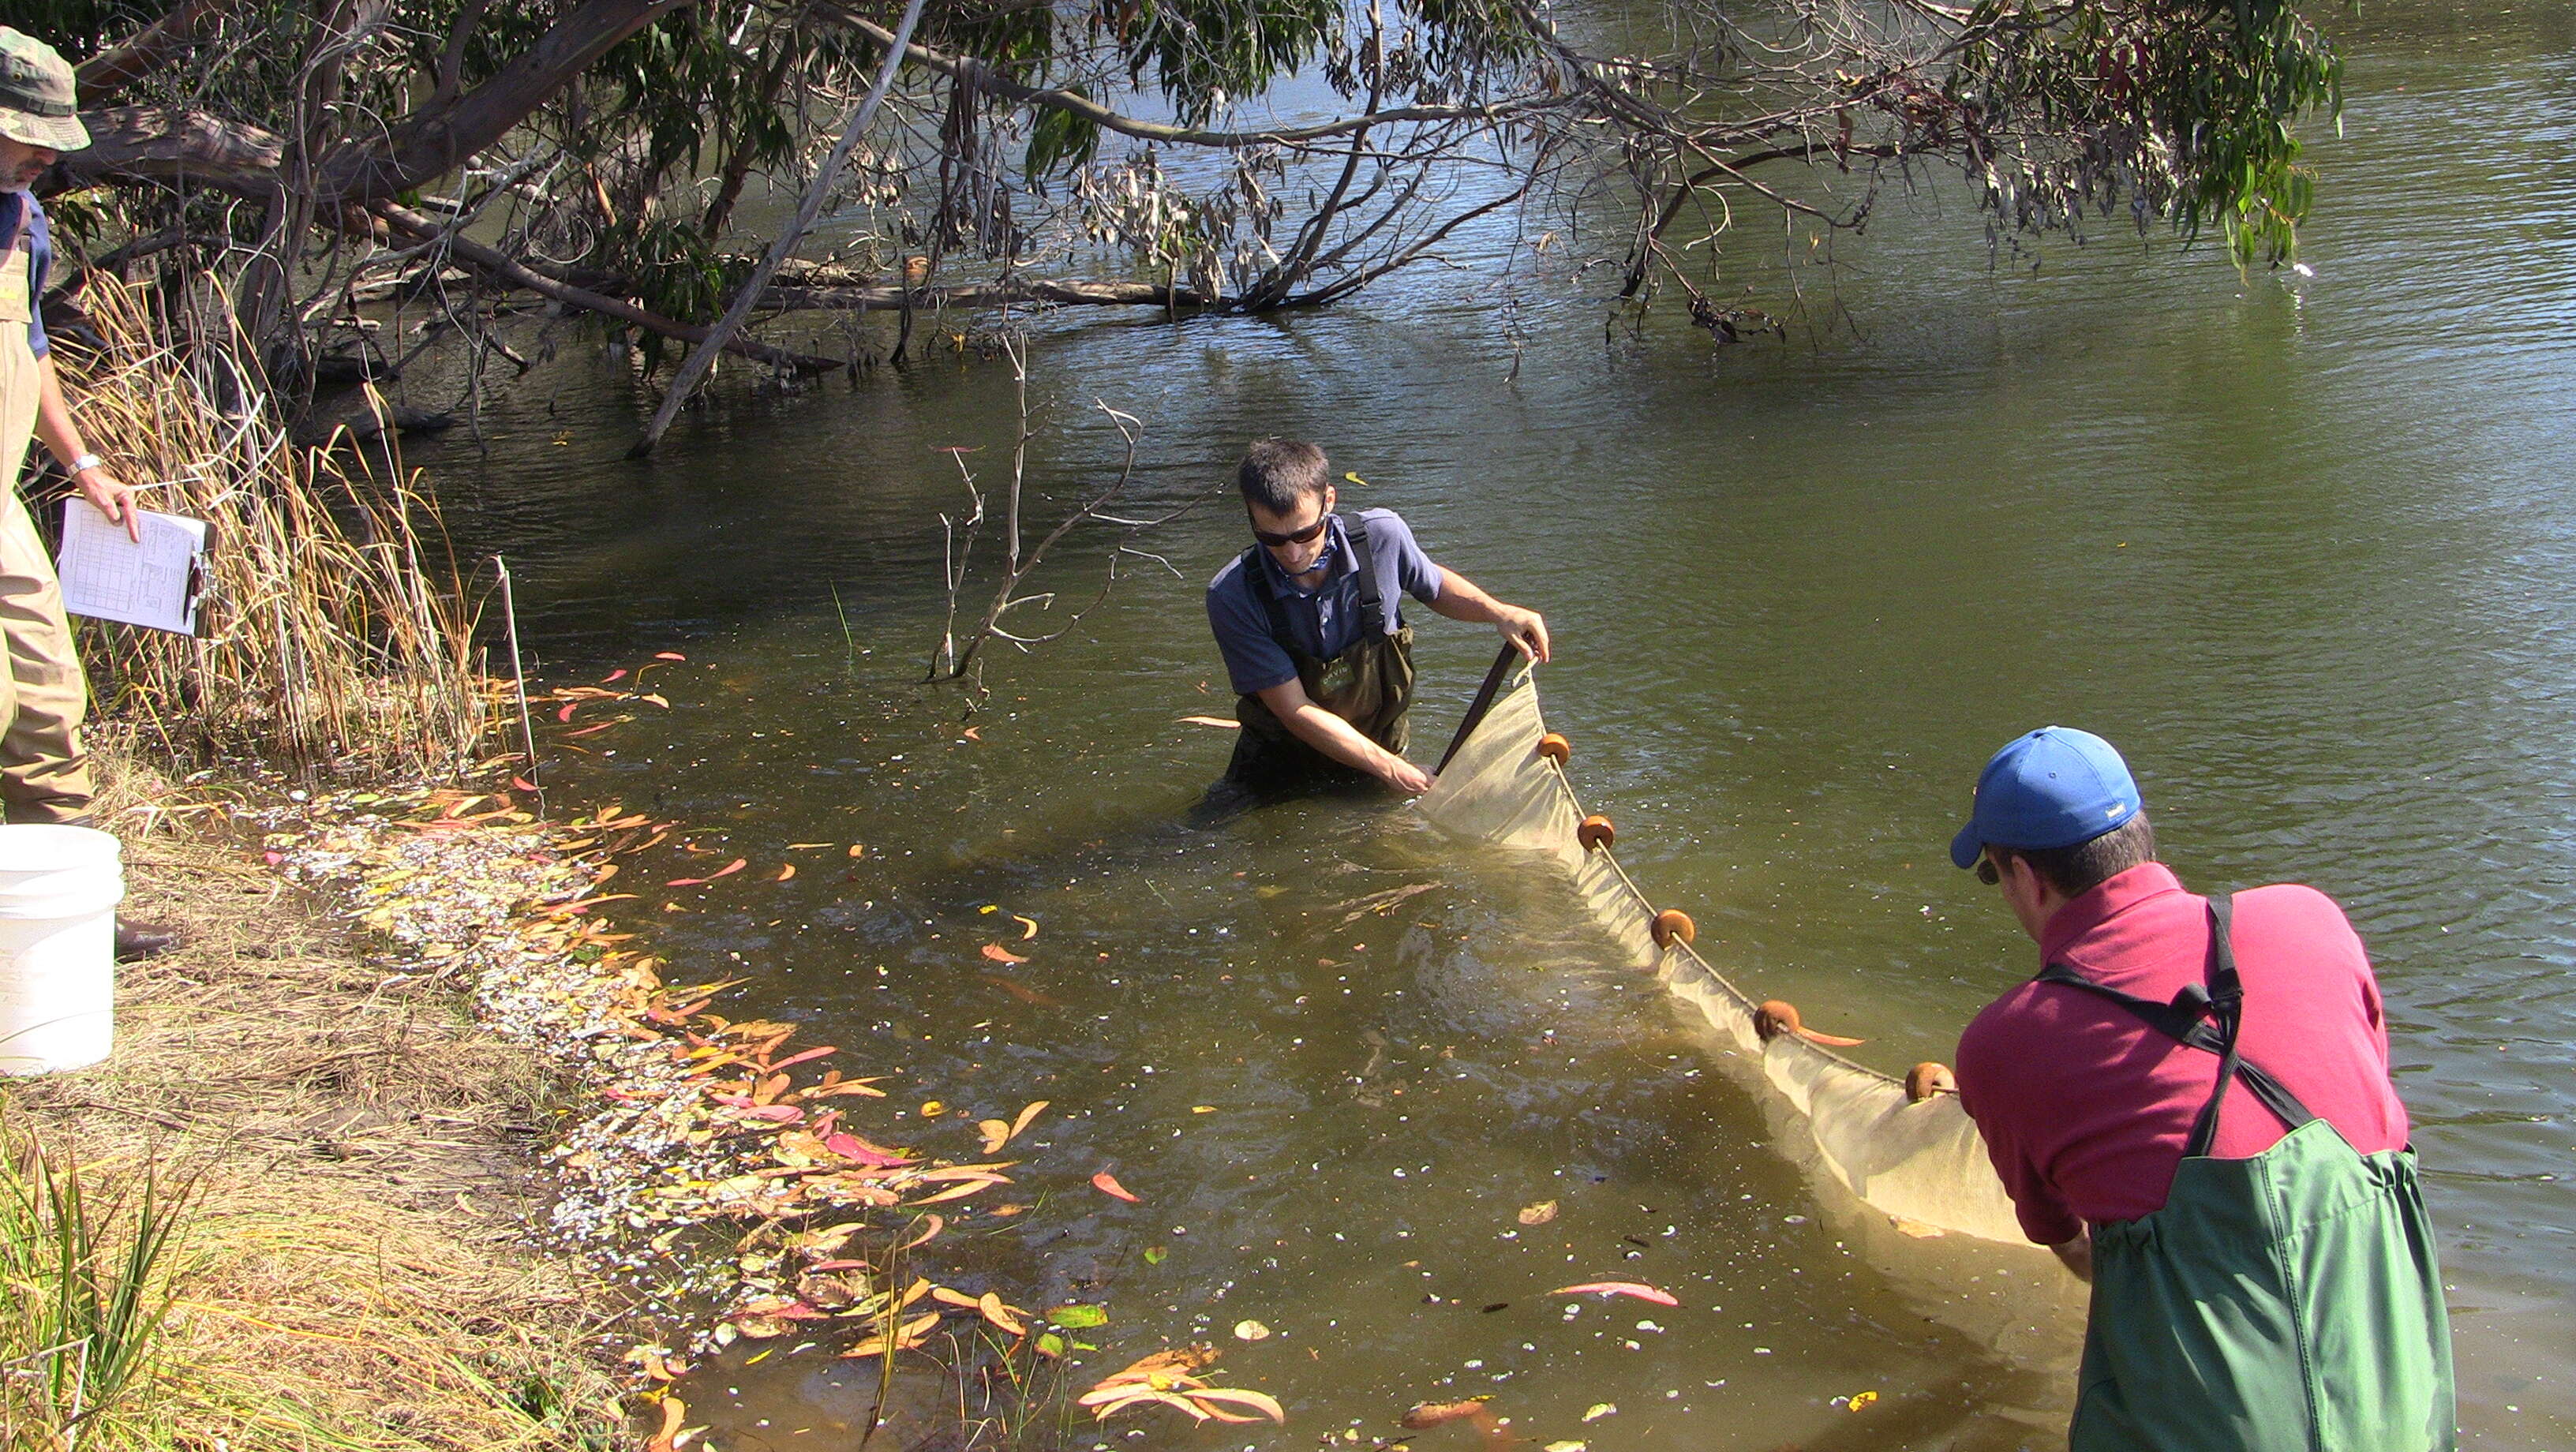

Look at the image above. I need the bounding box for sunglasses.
[1975,855,2002,886]
[1252,515,1329,548]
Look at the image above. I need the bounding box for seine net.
[1417,665,2027,1244]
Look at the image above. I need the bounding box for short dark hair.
[1237,439,1331,515]
[1992,811,2159,898]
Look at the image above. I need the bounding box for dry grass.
[0,743,629,1450]
[51,274,485,779]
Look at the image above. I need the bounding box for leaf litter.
[256,778,1151,1405]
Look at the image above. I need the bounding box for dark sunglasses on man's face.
[1252,516,1329,548]
[1975,855,2001,886]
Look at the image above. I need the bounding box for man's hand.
[2049,1233,2094,1283]
[74,465,140,543]
[1496,605,1551,664]
[1380,756,1435,796]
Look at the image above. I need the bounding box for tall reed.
[0,1121,188,1448]
[49,274,485,778]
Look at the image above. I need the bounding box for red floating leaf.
[1548,1281,1678,1306]
[602,669,628,683]
[981,943,1030,964]
[655,651,687,661]
[1091,1171,1140,1203]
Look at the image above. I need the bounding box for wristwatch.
[69,453,103,475]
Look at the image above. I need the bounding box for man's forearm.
[1280,698,1404,777]
[1426,566,1506,624]
[32,354,92,466]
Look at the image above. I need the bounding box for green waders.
[1222,516,1417,792]
[2042,896,2456,1452]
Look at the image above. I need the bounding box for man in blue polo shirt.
[1204,439,1548,799]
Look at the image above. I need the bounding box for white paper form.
[57,502,209,635]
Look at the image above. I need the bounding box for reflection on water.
[406,3,2573,1446]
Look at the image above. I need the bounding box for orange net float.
[1576,814,1616,851]
[1906,1062,1959,1102]
[1535,732,1571,765]
[1754,998,1866,1048]
[1650,908,1695,949]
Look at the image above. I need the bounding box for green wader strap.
[2045,894,2458,1452]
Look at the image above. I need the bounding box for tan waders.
[0,226,97,824]
[2042,896,2456,1452]
[1223,516,1417,793]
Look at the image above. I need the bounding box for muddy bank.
[1,747,628,1449]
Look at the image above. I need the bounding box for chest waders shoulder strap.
[1345,515,1397,637]
[1238,544,1297,654]
[2039,894,2319,1158]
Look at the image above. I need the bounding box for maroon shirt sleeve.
[1956,991,2087,1245]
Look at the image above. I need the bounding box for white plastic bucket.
[0,824,125,1076]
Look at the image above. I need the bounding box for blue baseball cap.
[1949,727,2141,869]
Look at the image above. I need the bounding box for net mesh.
[1417,667,2027,1244]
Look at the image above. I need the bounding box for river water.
[406,2,2572,1446]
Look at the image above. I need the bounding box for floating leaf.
[979,1291,1026,1336]
[1176,715,1241,728]
[1048,1304,1109,1329]
[1544,1443,1588,1452]
[978,1119,1013,1154]
[1848,1390,1878,1412]
[776,863,796,881]
[642,693,671,709]
[645,1396,686,1452]
[920,1100,946,1117]
[556,702,578,722]
[1518,1199,1559,1226]
[1191,1105,1216,1114]
[667,859,747,887]
[656,651,687,661]
[1013,915,1039,940]
[981,943,1030,964]
[1548,1282,1677,1306]
[602,669,628,683]
[1035,1332,1068,1357]
[1401,1400,1489,1428]
[1583,1402,1617,1423]
[1091,1171,1140,1203]
[848,843,865,857]
[1009,1099,1049,1140]
[1143,1245,1166,1265]
[1232,1319,1270,1342]
[961,726,982,740]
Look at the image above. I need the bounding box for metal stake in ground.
[627,0,930,458]
[496,555,542,809]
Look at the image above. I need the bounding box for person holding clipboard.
[1,28,178,959]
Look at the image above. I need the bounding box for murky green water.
[406,2,2572,1445]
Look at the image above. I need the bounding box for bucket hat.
[0,28,88,154]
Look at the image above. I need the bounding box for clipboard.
[56,501,213,636]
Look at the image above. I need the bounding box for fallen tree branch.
[371,201,838,373]
[631,0,927,457]
[762,277,1221,312]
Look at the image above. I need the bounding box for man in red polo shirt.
[1949,727,2453,1452]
